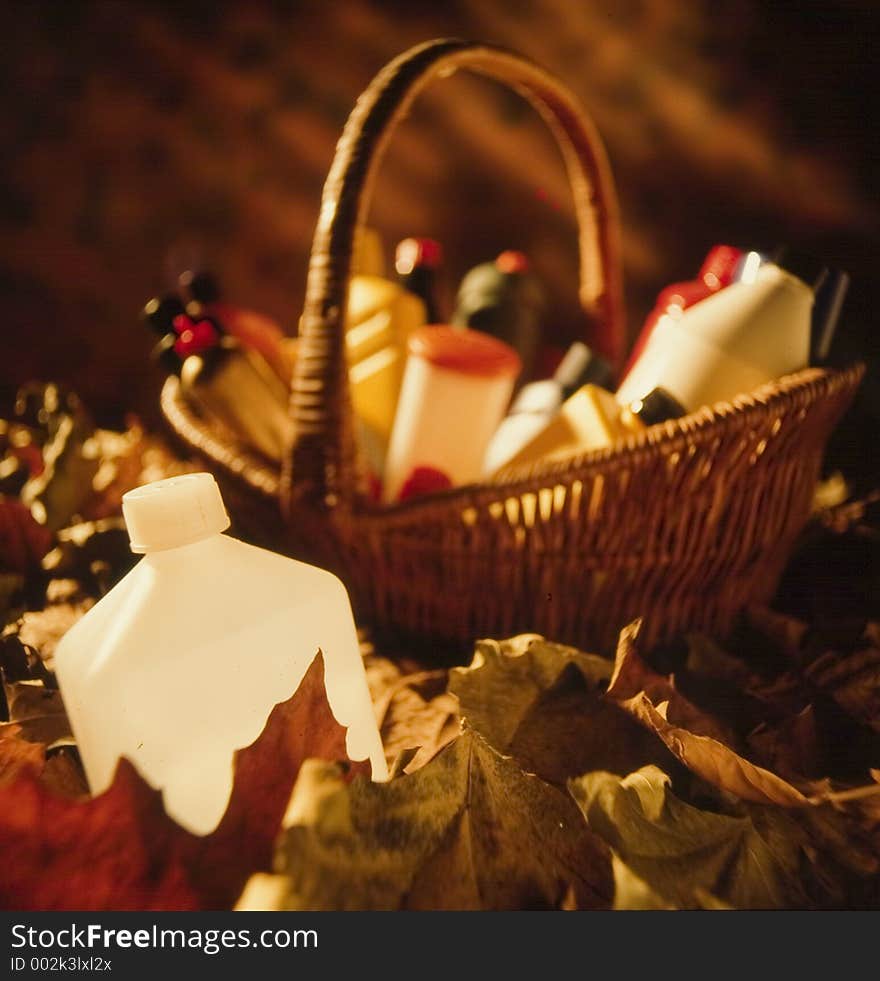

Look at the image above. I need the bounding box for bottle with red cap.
[395,237,444,325]
[139,289,292,463]
[619,244,743,385]
[383,326,521,502]
[451,250,546,382]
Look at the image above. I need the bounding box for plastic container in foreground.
[54,473,387,835]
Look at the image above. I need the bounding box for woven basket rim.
[161,360,864,517]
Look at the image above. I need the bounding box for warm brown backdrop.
[1,0,877,482]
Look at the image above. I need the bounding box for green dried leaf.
[569,766,810,909]
[450,635,612,746]
[449,634,674,783]
[21,413,100,533]
[250,729,613,911]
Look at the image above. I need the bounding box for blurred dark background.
[1,0,877,488]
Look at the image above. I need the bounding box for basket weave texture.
[161,38,864,652]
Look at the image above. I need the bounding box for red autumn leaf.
[0,497,53,574]
[0,729,45,785]
[0,652,367,911]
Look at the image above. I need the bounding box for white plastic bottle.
[54,473,387,835]
[382,326,521,502]
[616,258,818,411]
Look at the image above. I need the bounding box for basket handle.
[286,38,625,514]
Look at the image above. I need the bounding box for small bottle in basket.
[54,473,388,835]
[486,382,644,476]
[615,250,825,414]
[141,294,293,464]
[451,251,546,382]
[395,236,444,324]
[618,245,742,386]
[344,230,428,454]
[382,326,521,502]
[482,341,614,475]
[180,268,295,385]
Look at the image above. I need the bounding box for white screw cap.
[122,473,230,553]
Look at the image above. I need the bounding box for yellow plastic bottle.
[344,228,427,458]
[489,384,644,475]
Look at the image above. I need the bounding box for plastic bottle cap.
[122,473,230,553]
[699,245,743,289]
[408,325,522,378]
[395,237,443,275]
[495,250,530,274]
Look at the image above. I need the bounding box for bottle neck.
[140,531,227,564]
[400,267,439,323]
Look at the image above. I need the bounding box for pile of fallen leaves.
[1,385,879,910]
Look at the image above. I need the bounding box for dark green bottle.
[451,251,545,381]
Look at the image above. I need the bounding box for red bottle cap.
[408,325,522,379]
[495,250,530,275]
[655,279,710,314]
[397,466,453,502]
[172,315,221,357]
[395,237,443,275]
[699,245,742,290]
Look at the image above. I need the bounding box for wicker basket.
[161,38,864,653]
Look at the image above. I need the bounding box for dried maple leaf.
[1,677,71,746]
[449,634,678,784]
[0,729,45,785]
[81,423,197,522]
[569,766,813,909]
[747,706,823,782]
[0,497,53,575]
[239,728,613,911]
[804,644,880,733]
[41,518,135,598]
[365,655,459,772]
[608,621,808,806]
[0,653,365,910]
[20,412,99,533]
[8,597,94,673]
[0,728,87,799]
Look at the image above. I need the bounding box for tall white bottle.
[54,473,387,835]
[616,259,817,411]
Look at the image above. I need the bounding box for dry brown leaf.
[569,766,811,909]
[9,597,94,672]
[0,497,53,574]
[81,424,197,521]
[449,633,678,784]
[747,706,823,781]
[3,677,71,736]
[746,606,809,662]
[242,729,613,911]
[805,645,880,732]
[609,621,809,807]
[607,620,738,746]
[0,653,366,910]
[365,655,459,772]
